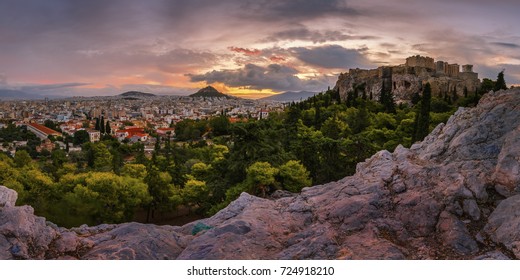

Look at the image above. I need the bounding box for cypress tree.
[95,118,100,131]
[413,83,431,142]
[105,121,111,135]
[100,116,105,134]
[494,70,507,91]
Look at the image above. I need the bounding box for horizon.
[1,0,519,99]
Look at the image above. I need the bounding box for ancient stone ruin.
[334,55,481,103]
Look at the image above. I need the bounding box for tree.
[121,163,148,179]
[481,78,495,93]
[93,143,113,171]
[51,149,68,168]
[182,178,208,210]
[494,70,507,91]
[100,116,105,134]
[278,160,311,193]
[244,161,278,197]
[321,116,347,140]
[145,166,178,221]
[350,102,370,134]
[209,115,231,136]
[413,83,432,142]
[95,118,100,131]
[105,121,111,135]
[73,130,90,146]
[133,142,148,165]
[56,172,151,226]
[14,150,32,168]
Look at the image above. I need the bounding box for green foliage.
[121,163,147,179]
[209,115,230,136]
[321,117,348,140]
[73,130,90,145]
[105,121,112,135]
[481,78,495,93]
[100,116,105,134]
[14,150,32,168]
[494,70,507,91]
[278,160,311,193]
[54,172,151,226]
[95,118,100,131]
[92,143,113,171]
[182,178,208,209]
[175,119,208,141]
[413,83,432,142]
[244,161,278,197]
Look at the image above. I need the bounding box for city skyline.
[1,0,519,99]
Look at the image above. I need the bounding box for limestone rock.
[0,185,17,208]
[484,195,520,259]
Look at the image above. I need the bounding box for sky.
[1,0,519,98]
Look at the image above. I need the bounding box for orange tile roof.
[27,123,61,136]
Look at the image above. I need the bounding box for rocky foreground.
[2,89,520,260]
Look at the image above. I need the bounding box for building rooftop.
[27,123,61,136]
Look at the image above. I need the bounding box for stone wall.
[406,55,435,70]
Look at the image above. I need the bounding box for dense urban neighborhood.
[0,91,286,157]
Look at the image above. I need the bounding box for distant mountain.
[260,91,317,102]
[189,86,231,99]
[0,89,45,100]
[119,91,156,98]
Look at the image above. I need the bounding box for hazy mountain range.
[0,87,317,102]
[0,89,47,100]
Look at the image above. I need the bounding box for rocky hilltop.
[1,88,520,259]
[334,55,481,103]
[189,86,231,99]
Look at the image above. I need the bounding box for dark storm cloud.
[263,26,378,43]
[290,45,373,69]
[238,0,360,21]
[490,42,520,49]
[187,64,332,92]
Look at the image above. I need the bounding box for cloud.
[228,47,262,56]
[290,45,373,69]
[239,0,361,21]
[20,82,90,92]
[0,74,6,85]
[269,56,286,62]
[264,26,377,44]
[187,63,333,92]
[490,42,520,49]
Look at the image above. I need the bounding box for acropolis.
[334,55,481,103]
